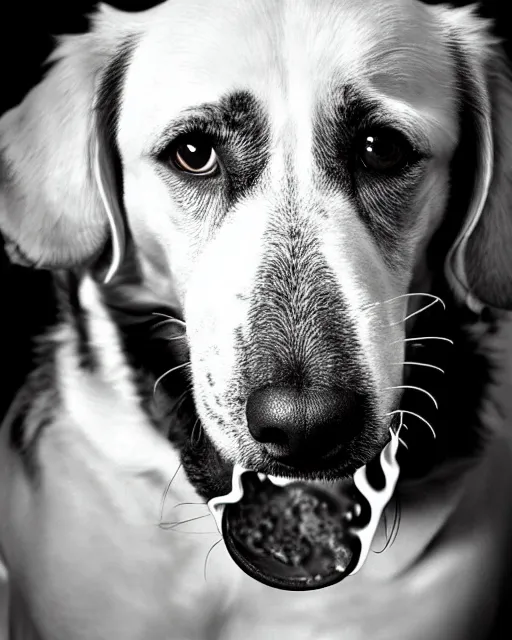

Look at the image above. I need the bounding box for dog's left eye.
[357,129,413,173]
[172,137,219,175]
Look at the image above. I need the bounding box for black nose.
[246,385,358,466]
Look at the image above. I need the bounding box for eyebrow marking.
[324,85,431,153]
[151,91,270,157]
[313,84,429,264]
[153,90,271,206]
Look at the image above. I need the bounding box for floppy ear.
[0,8,133,281]
[443,7,512,311]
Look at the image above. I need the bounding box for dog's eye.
[173,137,218,175]
[357,129,412,173]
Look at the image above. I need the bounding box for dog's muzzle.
[209,430,400,591]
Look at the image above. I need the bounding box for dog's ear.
[443,7,512,311]
[0,7,134,281]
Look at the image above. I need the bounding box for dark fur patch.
[95,35,137,145]
[99,239,190,433]
[0,236,63,476]
[313,86,427,265]
[92,35,137,274]
[9,375,59,478]
[58,272,98,372]
[154,90,271,222]
[0,234,60,426]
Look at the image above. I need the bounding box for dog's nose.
[246,386,357,465]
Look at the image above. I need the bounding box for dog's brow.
[331,86,431,152]
[150,91,267,157]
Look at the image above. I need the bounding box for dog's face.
[2,1,512,492]
[117,0,459,479]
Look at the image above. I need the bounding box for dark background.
[1,1,511,115]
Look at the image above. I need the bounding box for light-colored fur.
[2,1,512,638]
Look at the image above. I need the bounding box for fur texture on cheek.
[184,198,271,459]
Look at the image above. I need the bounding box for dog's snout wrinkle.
[246,385,358,466]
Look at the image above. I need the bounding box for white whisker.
[389,298,443,326]
[152,317,188,335]
[386,409,436,439]
[391,336,454,345]
[392,361,445,374]
[398,437,409,449]
[365,292,446,310]
[398,411,404,434]
[152,312,186,328]
[384,385,438,410]
[153,362,191,394]
[160,464,182,524]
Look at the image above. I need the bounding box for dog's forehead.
[119,0,456,157]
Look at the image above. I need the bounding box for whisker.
[389,298,443,326]
[398,437,409,449]
[173,502,208,509]
[162,334,188,342]
[159,514,211,530]
[365,292,446,310]
[153,362,191,395]
[152,317,185,330]
[161,530,218,535]
[172,387,192,413]
[395,412,409,448]
[384,385,438,410]
[162,388,194,436]
[391,336,454,346]
[204,539,224,582]
[374,498,401,553]
[390,496,402,548]
[159,464,182,524]
[152,312,186,328]
[190,418,202,446]
[386,409,436,439]
[392,361,445,374]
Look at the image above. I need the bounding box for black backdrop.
[1,1,511,115]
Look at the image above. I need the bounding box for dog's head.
[2,0,512,586]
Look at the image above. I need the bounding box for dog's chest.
[193,431,512,640]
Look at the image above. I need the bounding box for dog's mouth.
[208,430,400,591]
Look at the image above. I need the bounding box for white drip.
[207,429,401,578]
[349,428,400,575]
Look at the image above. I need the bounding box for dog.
[3,0,512,637]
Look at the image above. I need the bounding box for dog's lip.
[260,456,360,479]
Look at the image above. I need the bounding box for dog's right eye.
[356,128,418,174]
[171,137,219,175]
